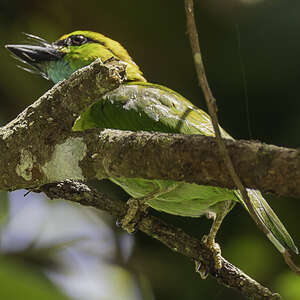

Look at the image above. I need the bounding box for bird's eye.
[66,35,88,46]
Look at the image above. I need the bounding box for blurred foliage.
[0,255,71,300]
[0,191,152,300]
[1,0,300,299]
[275,272,300,299]
[0,191,9,226]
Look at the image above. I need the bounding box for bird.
[5,30,298,276]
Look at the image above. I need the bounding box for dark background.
[1,0,300,299]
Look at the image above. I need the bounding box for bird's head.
[5,30,145,83]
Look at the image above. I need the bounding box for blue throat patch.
[45,60,74,83]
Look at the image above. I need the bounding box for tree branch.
[0,58,126,190]
[1,4,298,201]
[1,52,300,198]
[79,129,300,198]
[2,104,300,198]
[39,180,281,300]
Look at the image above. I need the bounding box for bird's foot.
[202,235,222,270]
[195,235,222,279]
[119,184,179,234]
[119,198,148,234]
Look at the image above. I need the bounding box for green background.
[1,0,300,299]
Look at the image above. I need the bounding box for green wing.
[73,82,231,137]
[73,82,298,254]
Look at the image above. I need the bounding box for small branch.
[184,0,263,243]
[39,180,281,300]
[184,0,300,275]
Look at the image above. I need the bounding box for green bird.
[6,31,298,274]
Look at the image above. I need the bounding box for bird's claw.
[202,234,222,270]
[195,260,209,279]
[119,198,148,234]
[195,235,222,279]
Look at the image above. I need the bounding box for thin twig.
[39,180,281,300]
[184,0,300,275]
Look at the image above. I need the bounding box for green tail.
[236,189,298,254]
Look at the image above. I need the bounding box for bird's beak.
[5,34,65,79]
[5,44,63,65]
